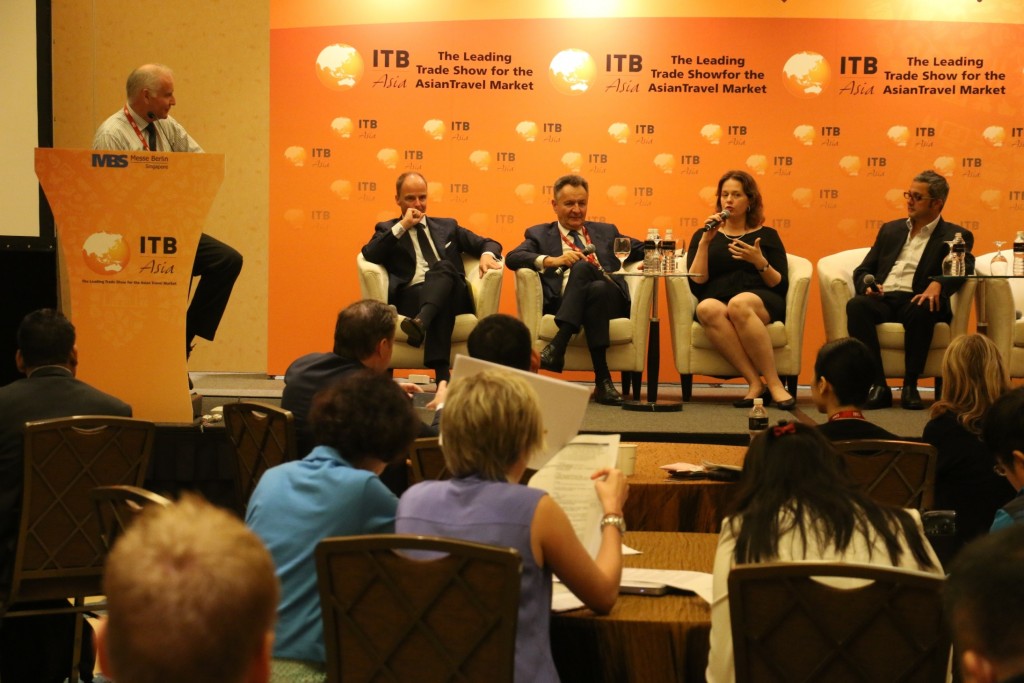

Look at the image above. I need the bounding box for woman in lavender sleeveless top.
[397,370,628,683]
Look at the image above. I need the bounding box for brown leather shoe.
[400,316,424,348]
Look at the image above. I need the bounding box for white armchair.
[355,253,504,371]
[666,253,812,401]
[975,251,1024,378]
[514,262,653,399]
[817,248,977,393]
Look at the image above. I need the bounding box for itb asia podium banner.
[36,148,223,423]
[268,2,1024,380]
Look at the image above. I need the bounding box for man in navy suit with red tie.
[361,173,502,383]
[506,175,644,405]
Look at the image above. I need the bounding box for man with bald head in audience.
[93,63,243,359]
[96,494,278,683]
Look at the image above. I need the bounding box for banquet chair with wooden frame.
[316,534,522,683]
[832,439,937,512]
[407,437,450,485]
[728,562,949,683]
[90,485,172,552]
[818,247,978,399]
[515,260,653,400]
[666,253,812,401]
[357,252,504,372]
[222,400,298,516]
[1,415,155,683]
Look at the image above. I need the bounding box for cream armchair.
[514,262,653,399]
[666,254,812,401]
[817,247,977,394]
[975,251,1024,378]
[356,253,503,370]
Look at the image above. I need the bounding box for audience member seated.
[96,494,278,683]
[396,370,627,683]
[706,422,942,683]
[466,313,538,372]
[812,337,898,440]
[923,334,1013,555]
[944,525,1024,683]
[983,387,1024,532]
[247,371,419,681]
[0,309,131,683]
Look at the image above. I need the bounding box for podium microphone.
[702,209,731,232]
[555,244,596,275]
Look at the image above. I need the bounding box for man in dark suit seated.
[281,300,436,494]
[361,172,503,384]
[506,174,643,405]
[847,170,972,410]
[812,338,897,441]
[0,309,131,682]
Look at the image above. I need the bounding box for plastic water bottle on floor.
[1015,230,1024,276]
[748,398,768,442]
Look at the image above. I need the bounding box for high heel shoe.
[733,387,771,409]
[774,392,797,410]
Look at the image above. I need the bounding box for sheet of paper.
[529,434,619,558]
[450,354,591,468]
[621,568,714,603]
[660,461,704,473]
[550,582,586,612]
[702,460,743,473]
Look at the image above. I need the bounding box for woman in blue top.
[983,387,1024,531]
[397,370,628,683]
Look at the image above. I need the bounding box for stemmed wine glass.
[613,237,631,272]
[991,241,1009,276]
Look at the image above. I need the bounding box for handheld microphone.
[555,244,596,275]
[702,209,731,232]
[863,274,877,292]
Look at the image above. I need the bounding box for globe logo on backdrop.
[549,49,596,95]
[316,44,365,91]
[82,232,130,275]
[782,52,831,98]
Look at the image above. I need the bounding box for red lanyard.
[559,227,598,266]
[123,105,152,151]
[828,410,866,422]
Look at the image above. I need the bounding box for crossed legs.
[696,293,792,405]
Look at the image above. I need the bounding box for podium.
[35,148,224,423]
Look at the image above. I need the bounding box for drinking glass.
[941,239,956,276]
[991,241,1009,276]
[613,237,631,271]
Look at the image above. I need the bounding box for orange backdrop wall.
[269,2,1024,383]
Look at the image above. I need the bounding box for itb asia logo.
[82,232,178,276]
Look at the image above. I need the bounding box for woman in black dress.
[686,170,794,409]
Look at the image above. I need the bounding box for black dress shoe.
[593,378,624,406]
[775,394,797,411]
[539,343,565,373]
[901,385,924,410]
[863,384,893,410]
[400,317,424,348]
[733,387,772,409]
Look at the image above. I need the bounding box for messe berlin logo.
[316,44,365,91]
[782,52,831,98]
[549,49,596,95]
[82,232,130,275]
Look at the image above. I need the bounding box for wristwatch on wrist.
[758,261,770,273]
[601,513,626,535]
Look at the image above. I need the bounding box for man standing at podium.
[92,63,243,360]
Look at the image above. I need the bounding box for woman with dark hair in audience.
[706,421,941,683]
[686,170,794,409]
[812,337,898,440]
[397,369,628,683]
[923,333,1013,554]
[984,387,1024,531]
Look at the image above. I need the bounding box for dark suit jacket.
[361,216,502,302]
[505,221,643,311]
[281,353,437,458]
[852,218,972,300]
[0,367,132,583]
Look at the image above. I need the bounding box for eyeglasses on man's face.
[903,191,932,203]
